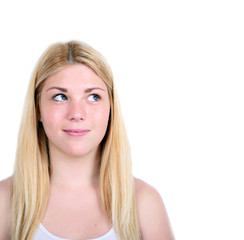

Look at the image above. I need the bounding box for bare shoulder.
[134,178,175,240]
[0,177,12,204]
[0,177,12,240]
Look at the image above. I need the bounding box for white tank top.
[33,224,119,240]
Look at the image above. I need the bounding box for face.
[39,64,110,159]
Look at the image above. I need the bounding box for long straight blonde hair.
[11,41,140,240]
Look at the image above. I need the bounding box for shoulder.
[134,178,175,240]
[0,177,12,240]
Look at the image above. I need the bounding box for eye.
[88,94,101,102]
[53,94,67,102]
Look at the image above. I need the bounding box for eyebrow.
[46,87,105,93]
[46,87,67,92]
[84,87,105,93]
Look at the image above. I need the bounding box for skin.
[0,177,11,240]
[0,64,174,240]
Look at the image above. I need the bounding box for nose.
[67,100,86,121]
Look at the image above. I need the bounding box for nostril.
[67,108,86,121]
[67,113,86,121]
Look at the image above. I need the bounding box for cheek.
[40,106,63,129]
[92,107,110,128]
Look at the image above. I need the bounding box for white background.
[0,1,243,239]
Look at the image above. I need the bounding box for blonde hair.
[11,41,140,240]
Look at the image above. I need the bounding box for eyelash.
[52,94,67,102]
[88,94,101,102]
[52,93,101,102]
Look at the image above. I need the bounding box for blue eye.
[88,94,100,102]
[53,94,67,102]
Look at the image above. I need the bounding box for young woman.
[0,41,174,240]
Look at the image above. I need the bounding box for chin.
[65,146,100,158]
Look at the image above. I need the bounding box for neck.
[48,145,101,190]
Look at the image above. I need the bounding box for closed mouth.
[63,129,90,136]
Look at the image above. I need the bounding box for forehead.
[42,64,107,90]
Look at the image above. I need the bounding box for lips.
[63,129,90,137]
